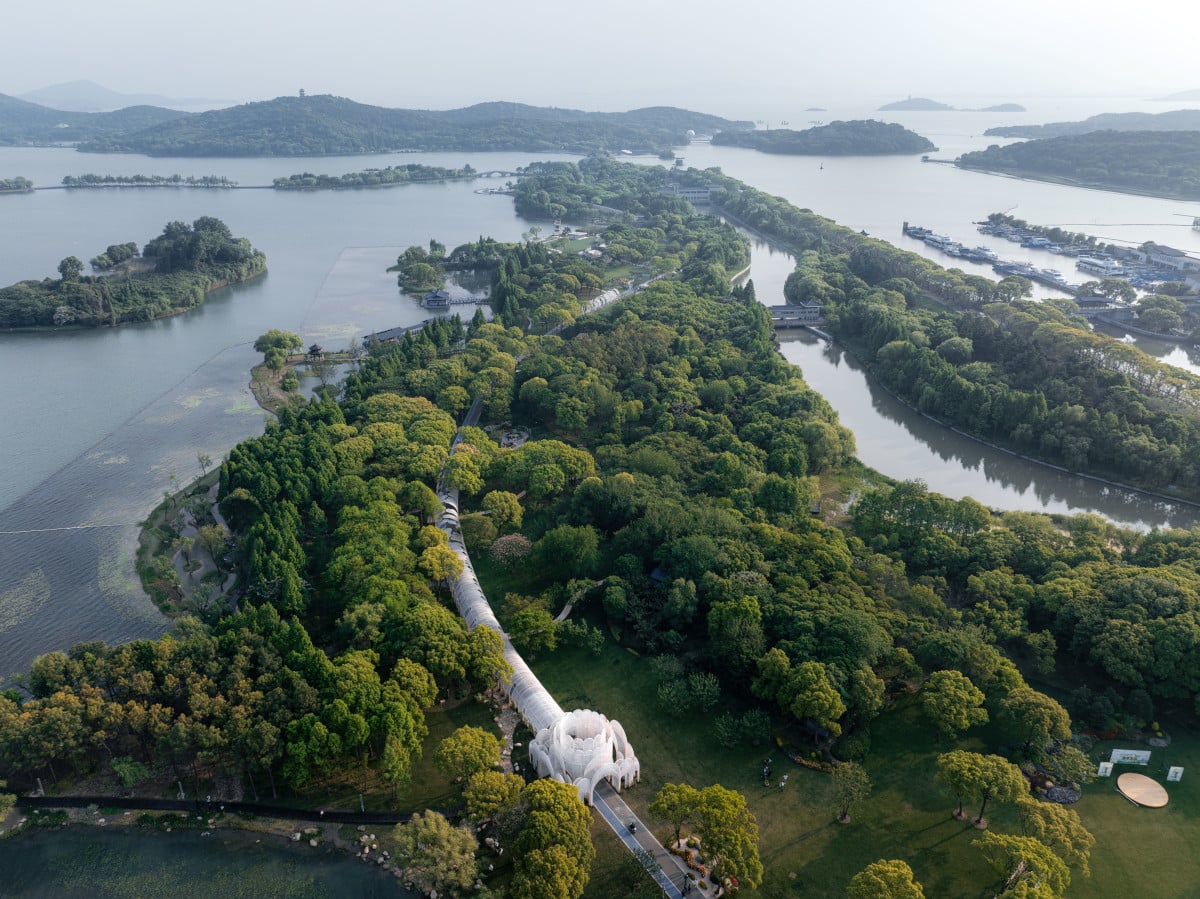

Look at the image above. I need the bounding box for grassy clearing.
[529,641,1200,897]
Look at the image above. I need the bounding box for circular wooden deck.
[1117,772,1169,808]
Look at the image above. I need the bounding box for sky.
[2,0,1196,118]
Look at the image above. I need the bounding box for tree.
[693,784,763,890]
[463,769,524,823]
[847,859,926,899]
[921,670,988,740]
[832,762,872,823]
[481,490,523,532]
[0,779,15,818]
[649,782,700,846]
[785,660,846,738]
[935,751,1027,827]
[975,832,1069,898]
[57,256,84,282]
[391,810,478,898]
[513,779,594,899]
[999,686,1071,759]
[1016,796,1094,878]
[508,607,559,657]
[254,329,303,355]
[434,725,502,781]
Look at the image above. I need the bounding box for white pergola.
[530,708,641,806]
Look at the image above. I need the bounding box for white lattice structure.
[438,483,640,805]
[530,708,640,805]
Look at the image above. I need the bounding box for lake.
[0,825,406,898]
[2,100,1200,675]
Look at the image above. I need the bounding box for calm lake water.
[0,826,406,898]
[2,101,1200,677]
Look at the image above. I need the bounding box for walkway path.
[594,781,701,898]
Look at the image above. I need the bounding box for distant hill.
[879,97,1025,112]
[957,130,1200,200]
[711,120,935,155]
[0,93,188,145]
[68,94,752,157]
[879,98,953,111]
[985,108,1200,138]
[1153,89,1200,101]
[17,80,223,112]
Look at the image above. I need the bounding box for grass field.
[531,641,1200,898]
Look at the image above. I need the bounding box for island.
[710,120,935,155]
[956,130,1200,200]
[0,217,265,328]
[879,97,1026,112]
[985,108,1200,139]
[272,163,477,190]
[61,173,236,188]
[0,176,33,193]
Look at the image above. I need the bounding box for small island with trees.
[879,97,1025,112]
[272,163,476,191]
[712,120,935,155]
[0,176,33,193]
[0,216,266,329]
[60,173,236,188]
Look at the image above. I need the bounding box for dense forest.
[712,120,935,155]
[956,131,1200,199]
[985,108,1200,139]
[273,163,476,190]
[0,217,265,328]
[67,95,751,157]
[6,161,1200,897]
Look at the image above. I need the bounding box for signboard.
[1096,762,1114,777]
[1110,749,1152,766]
[1168,767,1184,782]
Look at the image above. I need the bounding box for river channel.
[2,103,1200,677]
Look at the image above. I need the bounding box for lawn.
[530,641,1200,897]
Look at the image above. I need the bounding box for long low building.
[436,481,640,804]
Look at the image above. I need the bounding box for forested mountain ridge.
[711,119,935,155]
[985,108,1200,139]
[956,130,1200,199]
[70,94,751,157]
[0,92,187,145]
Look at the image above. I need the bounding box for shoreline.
[955,164,1200,203]
[714,202,1200,515]
[0,268,266,334]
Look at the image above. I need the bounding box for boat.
[1193,217,1200,233]
[924,233,957,249]
[970,246,999,262]
[1077,256,1126,277]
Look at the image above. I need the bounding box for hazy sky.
[3,0,1195,116]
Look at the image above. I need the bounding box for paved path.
[594,781,711,899]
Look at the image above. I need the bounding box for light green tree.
[975,832,1069,898]
[1016,796,1094,877]
[463,769,524,822]
[391,810,478,898]
[921,670,988,739]
[832,762,872,823]
[847,858,926,899]
[434,725,502,781]
[936,751,1027,827]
